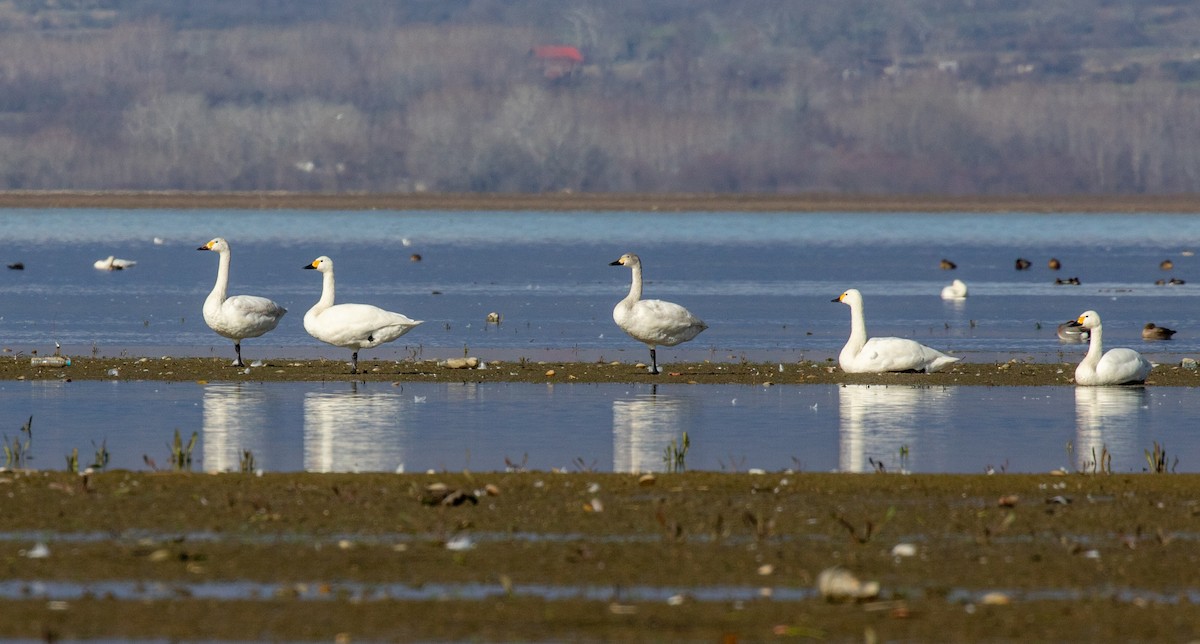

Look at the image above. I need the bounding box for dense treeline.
[2,0,1200,194]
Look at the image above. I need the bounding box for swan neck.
[846,300,868,350]
[624,264,643,303]
[1083,324,1103,363]
[318,269,337,308]
[210,250,231,302]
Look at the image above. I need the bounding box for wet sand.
[1,470,1198,641]
[6,354,1200,386]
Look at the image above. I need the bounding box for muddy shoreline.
[4,354,1199,386]
[1,471,1198,641]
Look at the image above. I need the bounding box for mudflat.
[0,470,1197,641]
[4,355,1198,386]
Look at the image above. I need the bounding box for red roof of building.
[532,45,583,63]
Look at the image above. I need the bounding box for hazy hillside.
[2,0,1200,194]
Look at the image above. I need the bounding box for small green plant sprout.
[3,416,33,469]
[1082,445,1112,474]
[899,444,910,472]
[239,449,256,474]
[91,438,110,471]
[169,429,199,472]
[1144,441,1177,474]
[663,431,690,473]
[66,448,79,473]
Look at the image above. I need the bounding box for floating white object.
[940,279,968,299]
[93,256,136,271]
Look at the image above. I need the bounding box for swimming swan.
[93,256,136,271]
[1074,310,1152,386]
[833,289,959,374]
[198,238,287,367]
[940,279,968,300]
[303,256,423,374]
[610,253,707,374]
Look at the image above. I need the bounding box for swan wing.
[1091,348,1153,385]
[617,298,707,346]
[216,294,287,338]
[852,337,959,373]
[307,303,422,348]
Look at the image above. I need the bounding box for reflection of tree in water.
[304,384,408,473]
[837,385,954,473]
[201,383,271,473]
[1074,387,1149,473]
[612,385,694,474]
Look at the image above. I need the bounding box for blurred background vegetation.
[3,0,1200,194]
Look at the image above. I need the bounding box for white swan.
[93,256,136,271]
[198,238,287,367]
[1074,310,1152,386]
[833,289,959,373]
[610,253,707,374]
[303,256,423,374]
[940,279,968,300]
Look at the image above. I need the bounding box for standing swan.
[303,256,423,374]
[198,238,287,367]
[1074,310,1152,385]
[833,289,959,373]
[610,253,707,375]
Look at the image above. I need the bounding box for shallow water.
[1,380,1193,474]
[1,209,1197,476]
[0,209,1197,363]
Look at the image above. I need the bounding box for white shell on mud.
[817,566,880,602]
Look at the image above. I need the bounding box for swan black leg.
[351,351,359,374]
[649,348,660,375]
[233,342,245,367]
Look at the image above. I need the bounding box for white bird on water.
[833,289,959,373]
[198,238,287,367]
[303,256,423,374]
[93,256,136,271]
[610,253,707,375]
[1074,310,1152,386]
[940,279,968,300]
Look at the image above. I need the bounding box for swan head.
[609,253,641,268]
[832,289,863,306]
[305,256,334,273]
[198,238,230,253]
[1076,310,1102,329]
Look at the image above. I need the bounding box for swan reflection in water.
[612,385,694,473]
[838,384,954,473]
[1074,386,1149,472]
[304,383,409,472]
[202,383,274,472]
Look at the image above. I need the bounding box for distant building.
[531,45,583,79]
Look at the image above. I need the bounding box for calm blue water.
[0,208,1198,474]
[0,209,1197,363]
[0,380,1189,474]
